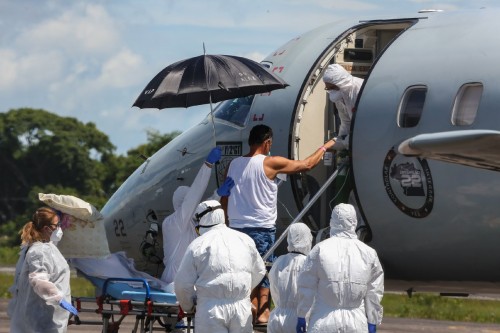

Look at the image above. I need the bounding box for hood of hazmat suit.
[195,199,225,235]
[329,203,358,239]
[268,223,313,333]
[287,222,313,255]
[297,204,384,333]
[172,186,190,211]
[174,200,266,332]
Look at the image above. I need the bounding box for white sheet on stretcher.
[69,251,174,293]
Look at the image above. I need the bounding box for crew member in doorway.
[323,63,363,152]
[323,64,367,239]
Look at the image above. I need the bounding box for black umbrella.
[133,54,289,109]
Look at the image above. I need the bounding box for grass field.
[1,272,499,324]
[0,272,95,299]
[0,247,19,265]
[383,293,500,323]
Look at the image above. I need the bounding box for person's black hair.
[248,124,273,146]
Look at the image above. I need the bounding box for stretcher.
[70,274,194,332]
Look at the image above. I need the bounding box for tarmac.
[2,298,500,333]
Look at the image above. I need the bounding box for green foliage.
[105,129,181,192]
[0,108,114,231]
[0,247,19,265]
[70,275,96,298]
[0,273,13,298]
[0,108,114,193]
[382,293,500,323]
[133,129,181,158]
[0,108,181,246]
[0,273,96,299]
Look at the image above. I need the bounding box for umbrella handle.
[202,49,217,146]
[209,97,217,146]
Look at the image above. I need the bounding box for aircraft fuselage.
[102,8,500,293]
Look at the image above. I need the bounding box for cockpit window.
[451,83,482,126]
[398,86,427,128]
[213,96,254,127]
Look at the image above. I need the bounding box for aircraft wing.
[398,130,500,172]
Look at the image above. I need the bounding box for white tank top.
[227,154,278,229]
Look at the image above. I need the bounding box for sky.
[1,0,499,154]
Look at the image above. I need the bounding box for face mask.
[50,227,63,244]
[328,90,343,103]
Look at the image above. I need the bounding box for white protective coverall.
[323,64,363,151]
[268,223,313,333]
[8,242,71,333]
[174,200,266,333]
[161,163,216,284]
[297,203,384,333]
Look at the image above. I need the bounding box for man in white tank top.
[222,124,335,325]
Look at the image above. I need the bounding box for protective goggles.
[50,209,63,229]
[193,205,222,235]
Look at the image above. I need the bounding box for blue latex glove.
[296,317,306,333]
[368,323,377,333]
[206,147,222,164]
[59,299,78,316]
[217,177,235,197]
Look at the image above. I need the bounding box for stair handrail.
[262,162,347,261]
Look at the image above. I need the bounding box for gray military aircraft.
[101,8,500,294]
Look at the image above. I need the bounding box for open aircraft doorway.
[290,20,416,235]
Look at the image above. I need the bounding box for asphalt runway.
[2,298,500,333]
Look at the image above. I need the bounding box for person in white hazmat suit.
[174,200,266,333]
[296,203,384,333]
[323,64,368,240]
[161,146,234,284]
[8,207,78,333]
[323,63,363,151]
[267,222,313,333]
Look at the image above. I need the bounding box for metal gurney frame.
[71,277,194,332]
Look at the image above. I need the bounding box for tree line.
[0,108,180,246]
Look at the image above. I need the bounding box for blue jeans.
[232,227,275,288]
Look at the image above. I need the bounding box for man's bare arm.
[264,139,335,179]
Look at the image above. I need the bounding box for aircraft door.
[291,77,337,232]
[290,20,416,235]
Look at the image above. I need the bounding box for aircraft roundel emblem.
[382,147,434,218]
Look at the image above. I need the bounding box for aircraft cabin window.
[451,83,483,126]
[398,86,427,128]
[213,95,254,127]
